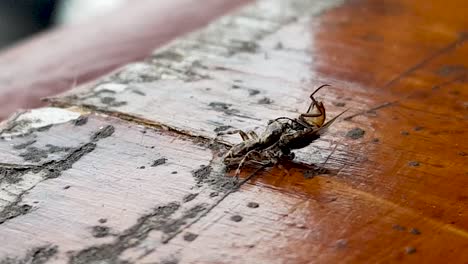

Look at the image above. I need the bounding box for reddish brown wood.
[0,0,251,120]
[1,0,467,263]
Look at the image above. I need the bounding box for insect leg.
[249,160,271,166]
[305,84,329,113]
[217,129,250,141]
[234,150,262,178]
[310,84,330,97]
[247,131,259,140]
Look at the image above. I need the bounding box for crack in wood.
[68,202,212,264]
[48,102,233,149]
[344,101,396,121]
[134,165,267,261]
[383,33,468,89]
[67,142,263,263]
[0,125,115,225]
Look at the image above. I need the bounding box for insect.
[219,84,345,177]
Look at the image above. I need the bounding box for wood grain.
[1,0,468,263]
[0,0,251,120]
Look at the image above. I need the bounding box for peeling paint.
[0,108,80,138]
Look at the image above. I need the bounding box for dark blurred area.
[0,0,58,50]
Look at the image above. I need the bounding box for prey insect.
[218,84,346,177]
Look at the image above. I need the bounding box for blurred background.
[0,0,126,51]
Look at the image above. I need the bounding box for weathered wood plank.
[1,0,467,263]
[49,0,346,143]
[1,111,466,263]
[0,0,251,120]
[49,0,468,231]
[0,112,221,263]
[141,172,468,263]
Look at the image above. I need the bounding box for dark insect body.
[218,84,346,176]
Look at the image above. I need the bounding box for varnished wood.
[1,0,467,263]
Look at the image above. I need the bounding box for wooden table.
[0,0,467,263]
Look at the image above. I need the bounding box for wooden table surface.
[0,0,467,263]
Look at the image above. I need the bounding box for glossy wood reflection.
[310,0,468,231]
[0,0,467,263]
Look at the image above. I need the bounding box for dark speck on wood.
[392,224,406,231]
[336,239,348,249]
[208,102,239,115]
[101,97,116,105]
[74,116,88,126]
[151,158,167,167]
[401,130,410,136]
[208,102,260,121]
[90,125,115,142]
[214,125,233,133]
[183,232,198,242]
[405,246,417,254]
[275,42,283,50]
[408,161,420,167]
[346,128,365,139]
[247,202,259,208]
[131,89,146,96]
[230,215,243,222]
[410,228,421,235]
[248,89,260,96]
[209,102,231,110]
[333,102,346,107]
[161,257,180,264]
[257,97,273,104]
[237,41,258,53]
[100,97,127,107]
[91,225,111,238]
[21,204,32,213]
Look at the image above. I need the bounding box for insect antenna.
[310,84,331,97]
[306,84,330,113]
